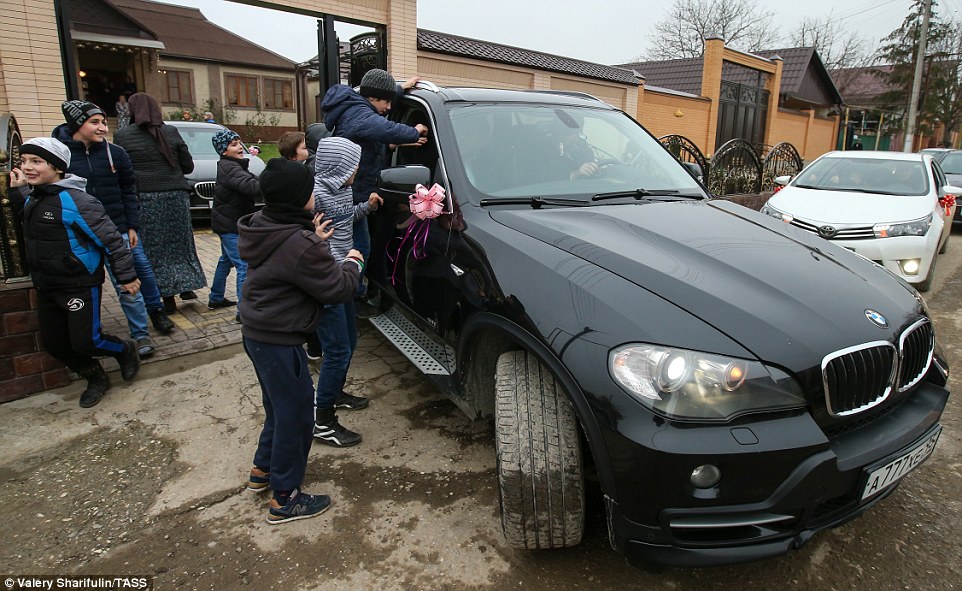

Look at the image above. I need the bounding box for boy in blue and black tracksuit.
[9,137,142,408]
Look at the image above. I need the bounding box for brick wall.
[0,285,70,403]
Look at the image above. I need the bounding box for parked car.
[364,83,950,568]
[762,151,957,291]
[165,120,266,221]
[919,148,962,225]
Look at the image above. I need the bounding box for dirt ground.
[1,238,961,590]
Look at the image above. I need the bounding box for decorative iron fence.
[659,134,802,197]
[706,138,762,196]
[0,112,26,280]
[658,134,709,180]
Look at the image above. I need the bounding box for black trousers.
[36,285,126,373]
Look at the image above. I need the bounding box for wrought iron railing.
[0,113,27,281]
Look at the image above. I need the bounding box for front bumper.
[833,234,938,285]
[603,381,949,568]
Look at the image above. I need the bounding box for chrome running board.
[368,307,455,376]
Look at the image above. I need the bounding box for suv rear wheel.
[495,350,584,549]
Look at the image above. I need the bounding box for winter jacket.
[12,175,136,291]
[313,137,369,260]
[321,84,421,202]
[212,156,259,235]
[52,124,140,232]
[113,124,193,192]
[237,211,359,345]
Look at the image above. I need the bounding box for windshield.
[447,104,703,200]
[792,156,929,196]
[939,152,962,175]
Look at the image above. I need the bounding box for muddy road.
[1,237,960,591]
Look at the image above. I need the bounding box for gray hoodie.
[313,136,369,260]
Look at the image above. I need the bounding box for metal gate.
[349,31,386,87]
[659,134,709,178]
[0,113,26,280]
[716,74,769,149]
[760,142,803,191]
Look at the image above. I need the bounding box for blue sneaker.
[266,489,331,525]
[247,467,270,493]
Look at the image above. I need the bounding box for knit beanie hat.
[61,100,105,132]
[260,158,314,209]
[21,137,71,171]
[212,129,240,156]
[359,69,397,101]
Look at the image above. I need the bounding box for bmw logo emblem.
[864,309,889,328]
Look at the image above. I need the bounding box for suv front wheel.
[495,350,585,549]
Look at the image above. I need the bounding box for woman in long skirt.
[114,93,207,313]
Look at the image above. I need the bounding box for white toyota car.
[762,151,958,291]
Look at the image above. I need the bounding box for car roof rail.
[413,80,440,93]
[538,90,605,103]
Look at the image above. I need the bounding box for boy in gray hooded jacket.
[311,136,381,447]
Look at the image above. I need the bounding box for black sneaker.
[313,408,362,447]
[149,309,175,334]
[136,336,156,358]
[208,298,237,310]
[78,364,110,408]
[180,290,198,300]
[266,489,331,525]
[334,392,369,410]
[354,300,380,319]
[117,339,141,381]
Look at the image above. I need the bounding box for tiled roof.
[831,65,896,103]
[417,30,640,85]
[616,58,705,95]
[755,47,814,94]
[109,0,295,70]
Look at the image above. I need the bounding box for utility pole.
[903,0,932,152]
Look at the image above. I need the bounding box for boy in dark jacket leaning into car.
[237,157,362,524]
[210,129,259,317]
[8,138,142,408]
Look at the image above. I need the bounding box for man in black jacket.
[55,100,174,358]
[9,137,141,407]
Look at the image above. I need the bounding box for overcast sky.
[166,0,947,65]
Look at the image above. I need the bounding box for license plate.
[861,427,941,500]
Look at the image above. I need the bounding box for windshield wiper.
[479,196,589,208]
[591,188,700,201]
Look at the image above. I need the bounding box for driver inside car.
[550,110,598,180]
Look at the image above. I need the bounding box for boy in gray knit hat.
[319,68,429,315]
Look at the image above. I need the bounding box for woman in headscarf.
[114,93,207,314]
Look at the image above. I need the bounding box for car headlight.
[874,214,932,238]
[609,344,806,420]
[760,203,793,223]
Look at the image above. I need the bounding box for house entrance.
[715,61,770,149]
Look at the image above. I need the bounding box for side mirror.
[378,165,432,202]
[774,175,791,186]
[682,161,703,181]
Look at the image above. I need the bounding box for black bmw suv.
[365,83,950,567]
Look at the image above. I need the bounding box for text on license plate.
[861,427,941,500]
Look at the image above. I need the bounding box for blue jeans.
[313,299,357,409]
[210,233,247,303]
[245,337,315,494]
[352,218,370,298]
[107,234,162,339]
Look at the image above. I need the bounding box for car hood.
[488,200,923,368]
[769,186,932,225]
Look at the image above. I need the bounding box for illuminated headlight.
[874,214,932,238]
[760,203,793,223]
[609,344,806,420]
[899,258,922,275]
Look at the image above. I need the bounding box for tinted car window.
[448,105,701,198]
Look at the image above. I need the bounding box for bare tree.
[787,14,872,71]
[644,0,780,60]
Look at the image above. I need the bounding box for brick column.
[701,36,725,154]
[765,55,783,146]
[0,286,70,402]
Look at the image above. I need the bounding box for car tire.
[917,256,936,292]
[494,350,584,550]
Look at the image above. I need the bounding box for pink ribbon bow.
[409,183,446,220]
